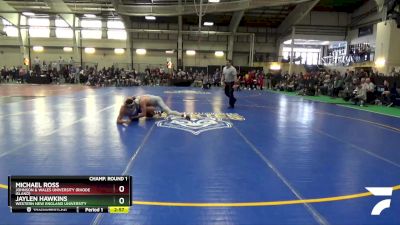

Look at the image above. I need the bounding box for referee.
[221,60,238,108]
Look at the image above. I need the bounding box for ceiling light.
[84,47,95,54]
[145,16,156,20]
[215,51,224,57]
[32,46,43,52]
[375,58,385,68]
[270,63,281,71]
[84,14,96,18]
[63,47,73,52]
[114,48,125,54]
[208,0,220,2]
[136,49,147,55]
[204,22,214,26]
[22,12,35,17]
[165,50,174,54]
[186,50,196,56]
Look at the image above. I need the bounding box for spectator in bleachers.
[213,68,221,87]
[33,56,41,75]
[57,56,64,72]
[256,70,264,90]
[364,77,375,103]
[1,66,7,83]
[332,75,344,97]
[42,61,48,73]
[351,81,367,107]
[69,57,74,66]
[1,58,399,110]
[265,71,272,89]
[319,74,332,95]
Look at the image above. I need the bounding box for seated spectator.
[332,76,344,97]
[342,78,358,101]
[202,75,211,89]
[351,81,367,106]
[381,80,393,106]
[244,73,252,90]
[390,82,399,106]
[319,74,332,95]
[213,68,221,87]
[193,73,203,87]
[286,79,295,92]
[364,78,376,103]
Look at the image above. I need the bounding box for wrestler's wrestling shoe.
[183,113,191,121]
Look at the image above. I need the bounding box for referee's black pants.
[224,82,236,107]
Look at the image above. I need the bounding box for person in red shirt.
[249,70,257,90]
[257,70,264,90]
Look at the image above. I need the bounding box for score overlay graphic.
[8,176,132,213]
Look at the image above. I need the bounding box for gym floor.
[0,84,399,225]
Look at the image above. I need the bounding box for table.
[26,76,52,84]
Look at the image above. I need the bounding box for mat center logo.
[156,113,245,135]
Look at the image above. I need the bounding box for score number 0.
[117,185,127,205]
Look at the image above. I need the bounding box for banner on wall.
[358,25,373,37]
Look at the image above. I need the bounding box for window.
[282,47,321,65]
[2,19,18,37]
[55,19,73,38]
[81,19,102,39]
[307,53,313,65]
[107,20,127,40]
[29,18,50,38]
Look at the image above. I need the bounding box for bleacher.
[304,65,325,73]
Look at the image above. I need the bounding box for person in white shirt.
[221,60,238,108]
[58,56,64,72]
[363,77,375,103]
[364,78,375,92]
[352,81,367,106]
[69,57,74,66]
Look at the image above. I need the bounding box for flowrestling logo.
[366,187,393,216]
[156,113,245,135]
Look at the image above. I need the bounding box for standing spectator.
[221,60,238,108]
[266,70,272,89]
[42,61,48,73]
[18,66,27,83]
[1,66,6,83]
[33,56,41,75]
[332,75,344,97]
[11,66,17,82]
[69,57,74,67]
[57,56,64,72]
[132,69,137,79]
[256,70,264,90]
[72,66,79,84]
[52,61,58,73]
[390,67,399,76]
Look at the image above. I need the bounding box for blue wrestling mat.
[0,86,399,225]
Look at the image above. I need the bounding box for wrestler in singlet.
[116,95,188,125]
